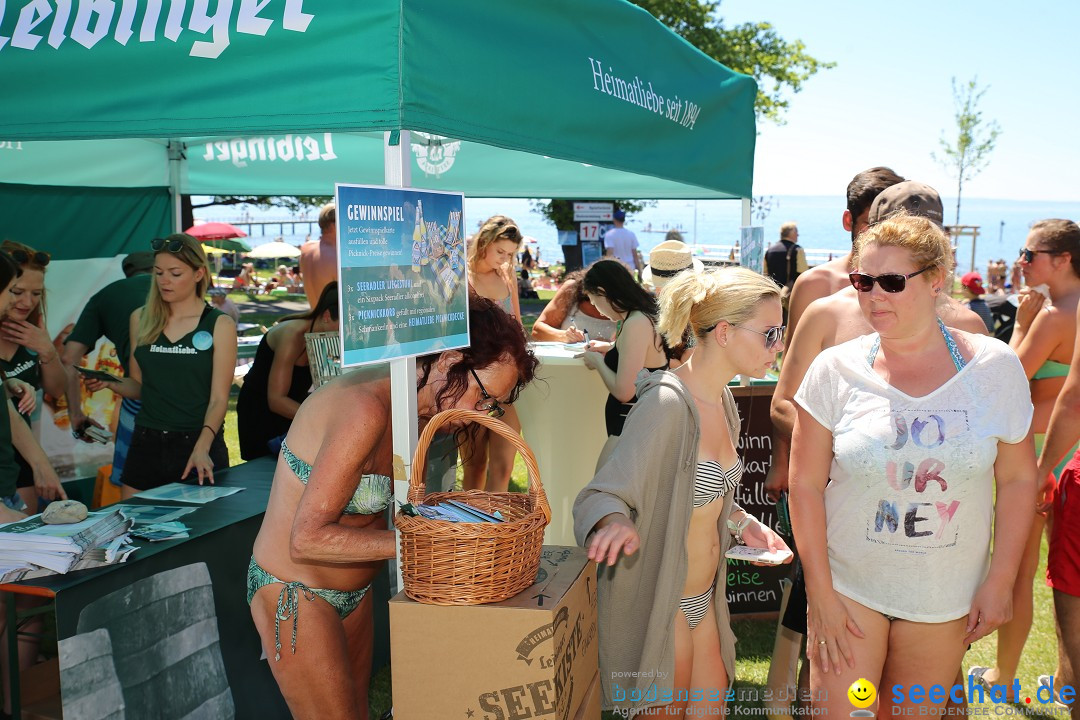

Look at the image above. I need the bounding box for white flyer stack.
[0,509,137,582]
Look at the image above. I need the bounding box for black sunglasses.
[469,368,505,419]
[1019,248,1062,263]
[9,249,51,267]
[151,237,186,253]
[849,266,933,294]
[733,324,785,350]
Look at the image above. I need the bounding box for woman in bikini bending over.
[574,267,791,718]
[248,296,539,720]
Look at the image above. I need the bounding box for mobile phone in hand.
[76,366,120,383]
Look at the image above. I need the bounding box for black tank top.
[603,341,668,437]
[133,305,224,431]
[236,331,313,460]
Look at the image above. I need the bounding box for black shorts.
[14,448,33,489]
[781,553,808,635]
[121,425,230,491]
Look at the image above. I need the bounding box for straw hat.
[642,240,704,289]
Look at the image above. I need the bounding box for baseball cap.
[612,209,626,221]
[122,251,155,276]
[868,181,944,228]
[960,272,986,295]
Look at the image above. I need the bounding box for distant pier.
[209,218,318,240]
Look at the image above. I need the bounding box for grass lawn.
[219,290,1065,718]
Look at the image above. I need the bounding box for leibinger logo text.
[0,0,313,59]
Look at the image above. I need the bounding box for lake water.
[198,195,1080,277]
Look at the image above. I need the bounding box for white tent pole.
[385,130,415,595]
[741,197,751,227]
[168,140,184,233]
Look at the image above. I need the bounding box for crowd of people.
[1,181,1078,720]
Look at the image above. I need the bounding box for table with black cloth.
[1,458,392,719]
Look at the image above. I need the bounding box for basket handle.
[408,409,551,524]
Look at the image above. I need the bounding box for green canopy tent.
[0,0,755,247]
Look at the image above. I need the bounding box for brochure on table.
[335,184,469,367]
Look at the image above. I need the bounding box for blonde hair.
[468,215,522,272]
[658,267,781,348]
[0,239,48,325]
[318,203,336,232]
[854,211,953,280]
[780,221,798,240]
[136,233,211,347]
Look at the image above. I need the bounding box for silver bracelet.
[726,515,755,544]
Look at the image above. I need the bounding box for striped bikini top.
[693,458,743,509]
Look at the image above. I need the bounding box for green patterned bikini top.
[280,439,392,515]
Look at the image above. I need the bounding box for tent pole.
[385,130,415,596]
[168,140,184,233]
[741,197,751,227]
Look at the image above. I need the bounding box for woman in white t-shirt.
[790,212,1036,717]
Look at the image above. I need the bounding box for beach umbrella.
[247,240,302,259]
[185,221,248,241]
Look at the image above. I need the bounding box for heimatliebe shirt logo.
[5,359,35,378]
[148,344,198,355]
[0,0,313,59]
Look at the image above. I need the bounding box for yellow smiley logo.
[848,678,877,709]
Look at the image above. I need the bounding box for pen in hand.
[583,330,591,347]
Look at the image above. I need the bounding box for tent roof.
[0,0,756,199]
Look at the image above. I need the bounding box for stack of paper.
[0,509,135,579]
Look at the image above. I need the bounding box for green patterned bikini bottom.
[246,556,369,661]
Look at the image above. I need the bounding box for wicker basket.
[395,409,551,605]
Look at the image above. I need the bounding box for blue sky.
[718,0,1079,202]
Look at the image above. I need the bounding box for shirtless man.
[764,180,989,716]
[299,203,338,308]
[784,168,904,334]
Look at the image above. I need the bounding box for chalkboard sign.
[726,385,792,617]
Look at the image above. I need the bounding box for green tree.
[632,0,834,123]
[531,1,832,231]
[933,77,1002,226]
[529,199,653,231]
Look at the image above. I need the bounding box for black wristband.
[201,424,218,438]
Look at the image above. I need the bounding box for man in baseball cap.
[960,272,994,333]
[867,180,945,228]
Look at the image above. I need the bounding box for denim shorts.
[1,491,28,512]
[120,424,229,491]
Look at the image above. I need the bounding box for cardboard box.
[390,546,598,720]
[572,671,601,720]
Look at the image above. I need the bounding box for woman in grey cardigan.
[574,267,792,717]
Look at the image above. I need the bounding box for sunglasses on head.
[9,249,50,267]
[151,237,186,253]
[849,265,933,293]
[1019,248,1061,263]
